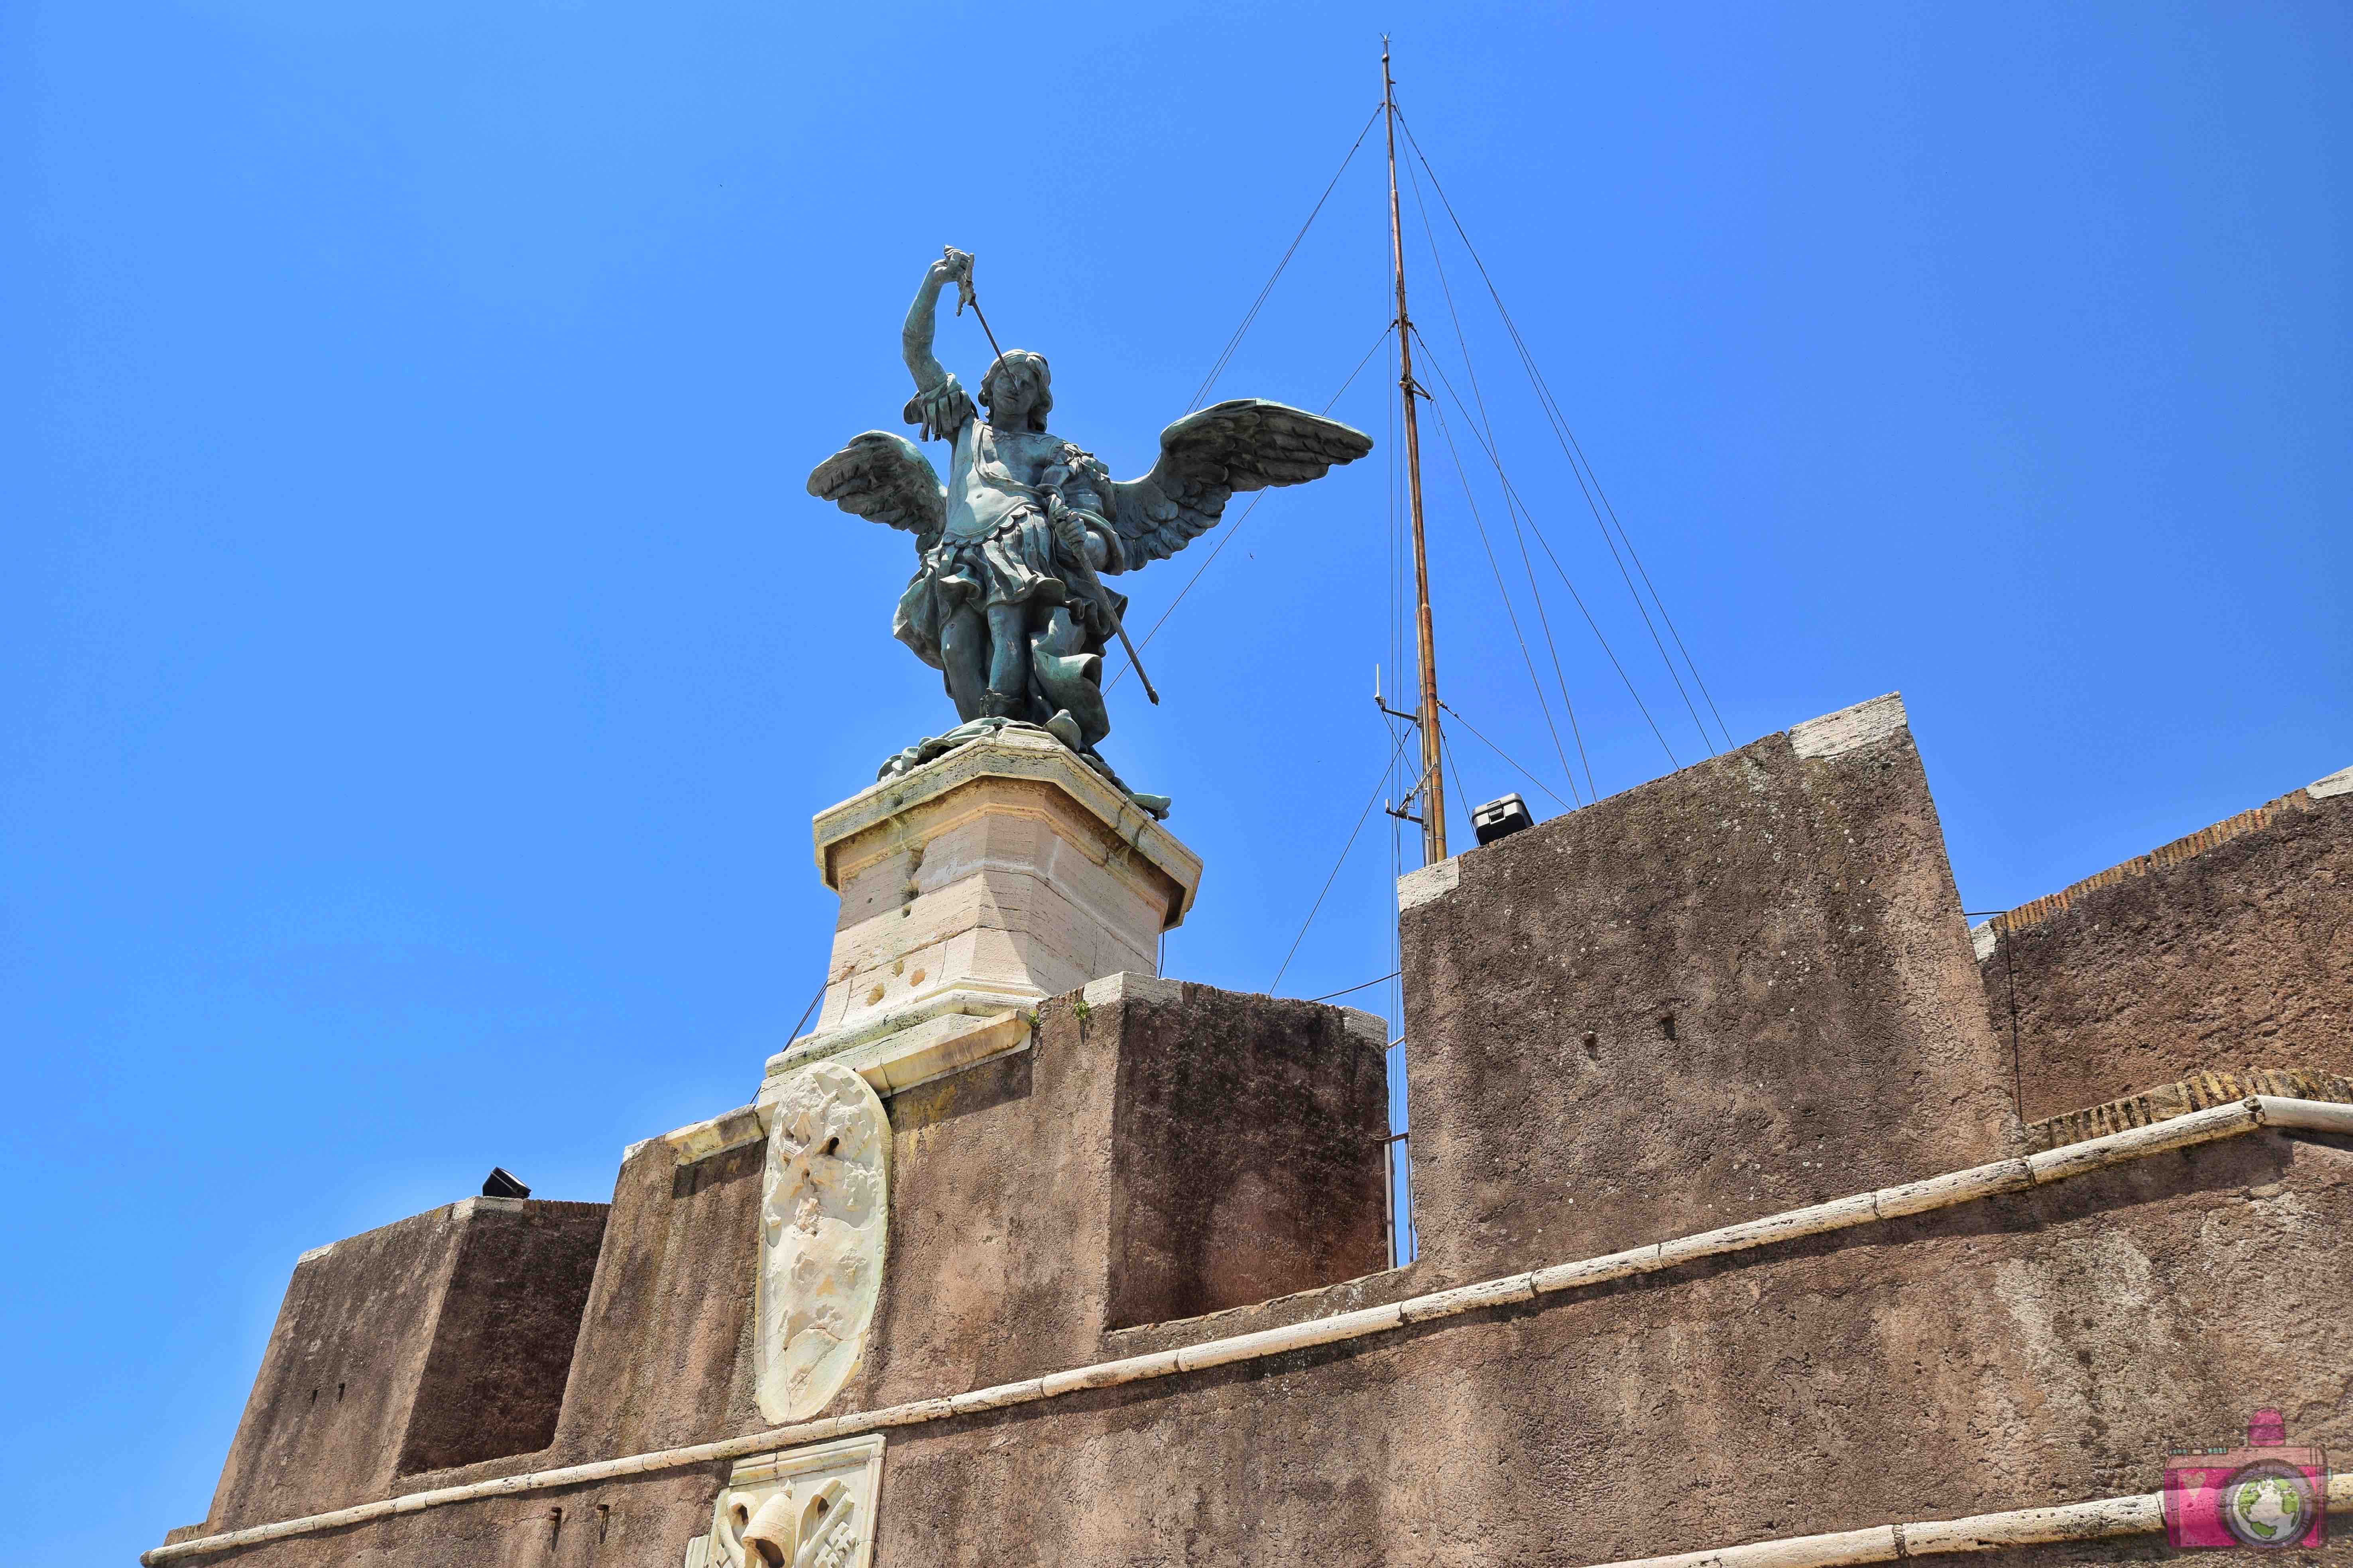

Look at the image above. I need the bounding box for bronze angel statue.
[809,248,1371,813]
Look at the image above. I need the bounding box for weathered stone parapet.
[1397,690,2020,1277]
[198,1196,609,1537]
[858,974,1391,1407]
[520,975,1389,1505]
[144,1099,2353,1567]
[1971,760,2351,944]
[151,691,2353,1568]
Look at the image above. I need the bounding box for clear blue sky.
[5,3,2347,1558]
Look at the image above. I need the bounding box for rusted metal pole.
[1385,40,1447,863]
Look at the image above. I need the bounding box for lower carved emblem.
[695,1434,885,1568]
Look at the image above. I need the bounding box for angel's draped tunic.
[891,374,1128,673]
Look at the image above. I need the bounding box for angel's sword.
[1046,494,1161,707]
[948,250,1005,361]
[956,249,1155,707]
[1072,548,1161,707]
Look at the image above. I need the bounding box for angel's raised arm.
[901,252,964,393]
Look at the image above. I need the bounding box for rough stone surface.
[554,1139,767,1462]
[394,1200,609,1477]
[161,1130,2353,1567]
[855,979,1391,1405]
[204,1197,608,1533]
[1398,695,2021,1277]
[1975,784,2353,1123]
[181,1467,730,1568]
[866,1132,2353,1568]
[155,707,2353,1568]
[1105,982,1391,1328]
[175,979,1392,1555]
[852,1007,1118,1410]
[203,1206,461,1532]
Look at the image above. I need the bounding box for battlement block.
[1397,693,2020,1276]
[201,1196,608,1534]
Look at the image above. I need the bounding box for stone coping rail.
[2024,1065,2353,1154]
[1582,1471,2353,1568]
[142,1095,2353,1564]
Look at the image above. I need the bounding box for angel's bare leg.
[1030,606,1110,751]
[938,607,989,721]
[983,604,1029,715]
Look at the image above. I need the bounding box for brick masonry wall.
[1976,770,2353,1124]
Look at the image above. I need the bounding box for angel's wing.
[807,431,946,549]
[1108,399,1373,568]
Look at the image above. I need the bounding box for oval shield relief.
[757,1062,890,1424]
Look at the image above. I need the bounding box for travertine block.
[763,729,1201,1100]
[756,1065,889,1425]
[708,1434,884,1568]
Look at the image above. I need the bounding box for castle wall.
[1105,979,1391,1328]
[165,1127,2353,1567]
[851,997,1126,1407]
[172,1467,730,1568]
[162,703,2353,1568]
[871,1130,2353,1568]
[1397,693,2021,1279]
[179,979,1392,1545]
[396,1200,612,1476]
[1975,774,2353,1124]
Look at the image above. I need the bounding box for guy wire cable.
[1106,321,1394,692]
[1268,719,1417,994]
[1410,149,1713,760]
[1420,383,1586,807]
[1399,110,1733,753]
[1438,699,1573,812]
[1186,103,1385,414]
[1412,326,1682,770]
[1401,143,1597,796]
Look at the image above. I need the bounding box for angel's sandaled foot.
[1043,710,1083,751]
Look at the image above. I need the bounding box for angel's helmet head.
[979,350,1052,432]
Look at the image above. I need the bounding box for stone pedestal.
[760,729,1203,1100]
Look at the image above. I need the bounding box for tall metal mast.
[1384,40,1447,863]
